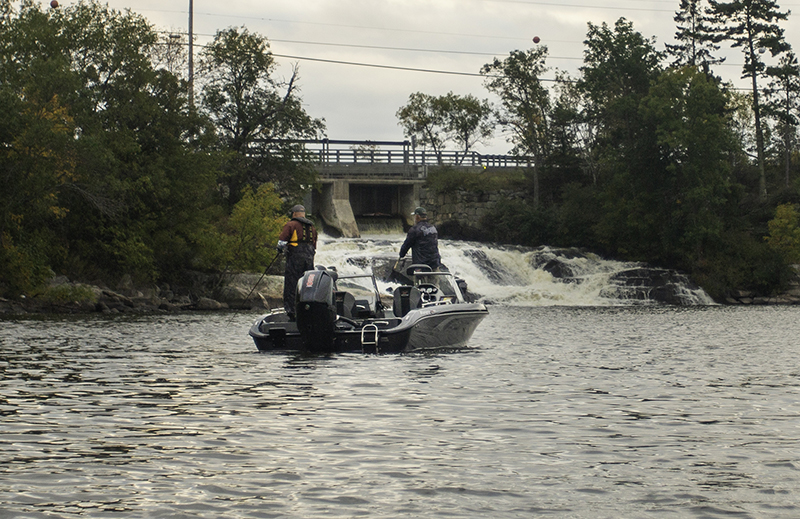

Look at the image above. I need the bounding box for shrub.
[765,204,800,264]
[35,284,98,304]
[426,166,526,195]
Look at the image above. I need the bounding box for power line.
[269,38,583,60]
[270,52,752,86]
[143,1,684,44]
[271,53,564,81]
[271,39,508,57]
[159,30,748,74]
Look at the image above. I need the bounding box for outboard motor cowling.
[295,270,337,352]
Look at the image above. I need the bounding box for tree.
[573,19,665,258]
[439,92,493,161]
[481,46,552,208]
[0,92,77,295]
[666,0,726,76]
[709,0,790,198]
[765,203,800,263]
[56,1,219,283]
[397,92,448,163]
[639,67,735,269]
[578,18,663,151]
[150,31,189,78]
[197,183,284,272]
[1,0,222,291]
[396,91,493,164]
[0,0,79,294]
[199,27,324,204]
[764,51,800,188]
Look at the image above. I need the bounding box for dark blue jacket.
[399,220,440,269]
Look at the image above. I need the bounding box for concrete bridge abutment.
[313,178,422,237]
[318,180,360,238]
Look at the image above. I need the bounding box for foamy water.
[314,234,713,306]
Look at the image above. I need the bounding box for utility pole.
[188,0,194,105]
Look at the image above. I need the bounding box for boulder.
[218,274,283,309]
[193,297,228,311]
[600,267,711,305]
[528,247,600,283]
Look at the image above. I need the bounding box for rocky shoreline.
[724,265,800,305]
[2,261,800,316]
[0,272,285,316]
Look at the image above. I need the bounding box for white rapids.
[313,234,715,307]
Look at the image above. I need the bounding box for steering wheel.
[417,283,439,302]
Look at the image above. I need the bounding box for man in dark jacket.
[399,207,440,270]
[277,204,317,320]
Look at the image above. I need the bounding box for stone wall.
[420,187,528,238]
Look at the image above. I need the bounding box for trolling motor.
[295,269,337,352]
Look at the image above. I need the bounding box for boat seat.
[353,298,376,318]
[392,285,421,317]
[334,291,357,318]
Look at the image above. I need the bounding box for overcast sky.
[49,0,800,154]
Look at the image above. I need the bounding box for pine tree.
[709,0,791,198]
[666,0,725,76]
[764,51,800,187]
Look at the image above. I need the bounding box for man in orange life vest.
[276,204,317,320]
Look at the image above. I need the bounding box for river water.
[2,304,800,518]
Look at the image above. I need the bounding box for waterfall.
[354,216,405,235]
[314,234,716,306]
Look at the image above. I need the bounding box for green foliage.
[441,93,494,155]
[426,167,526,195]
[765,203,800,263]
[580,18,664,114]
[397,92,493,161]
[34,283,97,304]
[3,0,800,303]
[694,229,789,299]
[1,1,319,297]
[481,201,559,247]
[199,27,324,206]
[556,183,605,248]
[0,231,53,297]
[481,46,552,159]
[666,0,725,74]
[197,184,284,272]
[396,92,447,159]
[638,66,735,268]
[710,0,792,197]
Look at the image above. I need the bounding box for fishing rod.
[227,252,282,326]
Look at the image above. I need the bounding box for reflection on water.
[2,307,800,518]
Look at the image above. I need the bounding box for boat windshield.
[412,272,465,303]
[336,274,380,299]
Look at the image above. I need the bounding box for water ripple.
[2,307,800,517]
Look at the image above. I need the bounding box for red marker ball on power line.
[533,36,540,44]
[50,0,58,7]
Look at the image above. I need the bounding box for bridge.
[273,139,531,237]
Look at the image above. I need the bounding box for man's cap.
[290,204,305,213]
[411,207,427,216]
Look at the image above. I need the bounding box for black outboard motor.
[295,269,337,352]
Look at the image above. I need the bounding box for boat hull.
[249,303,488,354]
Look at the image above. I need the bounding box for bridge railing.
[259,139,533,169]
